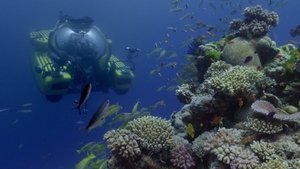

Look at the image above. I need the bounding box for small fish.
[12,119,19,125]
[85,100,110,133]
[17,109,32,113]
[75,83,92,114]
[167,26,177,32]
[159,49,167,57]
[20,103,32,107]
[187,123,195,138]
[210,116,223,125]
[0,108,9,113]
[244,56,253,64]
[266,111,276,121]
[18,143,23,149]
[75,153,96,169]
[157,85,167,92]
[237,97,244,107]
[169,7,183,12]
[179,12,193,20]
[76,142,97,154]
[131,101,140,114]
[147,47,163,56]
[207,26,214,32]
[75,121,85,125]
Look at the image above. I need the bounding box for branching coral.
[104,129,141,159]
[176,84,195,104]
[256,158,288,169]
[205,63,269,95]
[192,131,211,159]
[250,140,277,160]
[170,144,195,169]
[244,117,283,134]
[203,128,243,152]
[211,144,242,164]
[230,5,279,38]
[230,149,260,169]
[126,116,174,152]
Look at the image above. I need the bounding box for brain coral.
[126,116,174,152]
[104,129,141,159]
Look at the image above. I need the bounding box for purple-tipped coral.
[170,144,195,169]
[229,5,279,38]
[251,100,300,122]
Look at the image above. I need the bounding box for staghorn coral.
[251,100,300,122]
[273,136,300,159]
[205,64,268,95]
[256,158,289,169]
[211,144,242,164]
[244,117,283,134]
[126,116,174,152]
[250,140,277,160]
[170,144,195,169]
[230,5,279,38]
[230,149,260,169]
[104,129,141,160]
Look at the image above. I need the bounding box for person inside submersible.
[30,14,135,102]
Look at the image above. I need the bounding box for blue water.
[0,0,299,168]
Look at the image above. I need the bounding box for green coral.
[126,116,174,152]
[277,44,300,74]
[256,158,289,169]
[204,46,222,60]
[206,62,268,95]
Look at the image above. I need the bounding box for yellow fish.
[187,123,195,138]
[75,153,96,169]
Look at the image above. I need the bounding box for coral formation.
[256,158,288,169]
[103,129,141,159]
[211,144,242,164]
[170,144,195,169]
[230,5,279,38]
[250,140,277,160]
[205,62,269,95]
[126,116,174,152]
[251,100,300,122]
[230,149,260,169]
[221,37,261,67]
[176,84,195,104]
[79,5,300,169]
[244,117,283,134]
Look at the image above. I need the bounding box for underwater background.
[0,0,299,169]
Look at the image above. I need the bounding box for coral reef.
[170,144,195,169]
[205,62,270,96]
[250,140,277,160]
[176,84,195,104]
[243,117,283,134]
[256,158,288,169]
[104,129,141,159]
[229,5,279,38]
[230,149,260,169]
[126,116,174,152]
[79,5,300,169]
